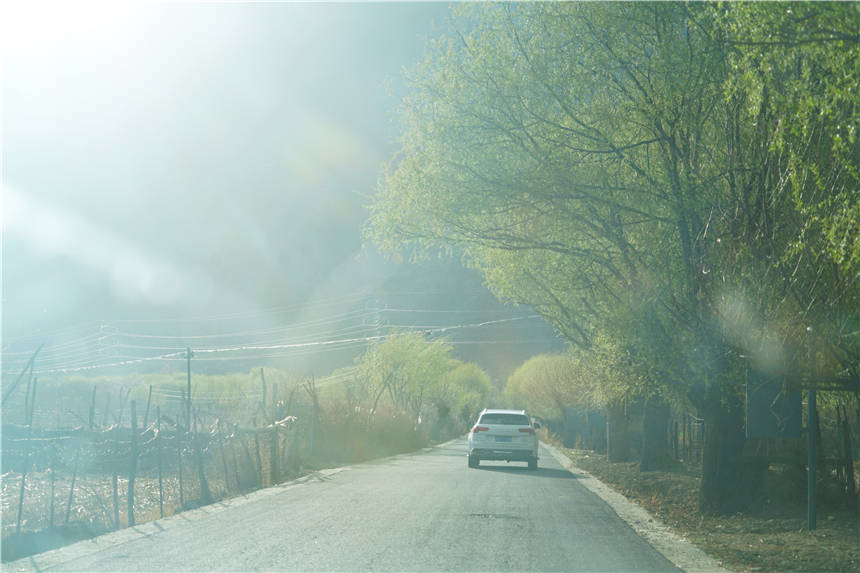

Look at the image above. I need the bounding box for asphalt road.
[11,440,681,572]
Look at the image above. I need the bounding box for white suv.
[467,409,539,470]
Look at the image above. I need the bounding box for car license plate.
[495,436,512,442]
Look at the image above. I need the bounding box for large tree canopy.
[367,2,859,513]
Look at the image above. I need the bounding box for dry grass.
[563,449,860,573]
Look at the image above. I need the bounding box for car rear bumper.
[468,447,537,461]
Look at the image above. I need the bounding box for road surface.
[10,439,682,571]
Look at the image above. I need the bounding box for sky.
[3,3,449,324]
[1,2,564,379]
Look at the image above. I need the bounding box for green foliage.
[353,332,493,425]
[439,362,494,423]
[504,354,581,422]
[714,1,860,373]
[369,2,859,405]
[369,2,728,365]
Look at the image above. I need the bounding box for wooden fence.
[1,373,319,557]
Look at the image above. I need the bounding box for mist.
[1,2,563,380]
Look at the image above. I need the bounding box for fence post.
[16,452,29,534]
[270,424,280,485]
[673,420,679,460]
[143,385,153,428]
[50,446,57,528]
[112,473,120,529]
[260,368,267,419]
[89,386,97,429]
[253,419,263,487]
[65,447,81,525]
[16,377,38,534]
[308,376,318,460]
[218,429,231,495]
[231,438,242,491]
[102,392,111,427]
[684,416,691,462]
[128,400,138,527]
[157,406,164,518]
[194,410,213,505]
[116,387,130,426]
[186,347,193,432]
[24,374,33,426]
[178,431,185,509]
[238,433,256,489]
[840,405,857,507]
[807,326,817,531]
[28,377,38,425]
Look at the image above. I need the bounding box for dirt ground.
[562,449,859,573]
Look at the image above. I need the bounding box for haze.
[1,2,562,378]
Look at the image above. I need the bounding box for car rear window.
[479,413,530,425]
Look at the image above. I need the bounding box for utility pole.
[807,326,816,531]
[186,347,193,433]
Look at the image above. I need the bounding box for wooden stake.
[194,428,213,505]
[128,400,138,526]
[231,440,242,491]
[186,348,192,432]
[253,429,263,487]
[102,392,111,427]
[143,385,153,428]
[15,466,28,534]
[89,386,97,429]
[65,447,81,525]
[269,425,280,485]
[112,473,119,529]
[178,436,185,508]
[219,438,231,495]
[49,447,57,528]
[157,406,164,518]
[16,377,39,534]
[260,368,267,420]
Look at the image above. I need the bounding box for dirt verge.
[561,449,859,573]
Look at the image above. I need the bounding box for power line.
[18,313,552,375]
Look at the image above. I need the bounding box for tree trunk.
[560,406,576,448]
[698,384,763,514]
[640,395,671,471]
[606,402,630,462]
[589,409,607,454]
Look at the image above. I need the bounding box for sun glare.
[3,2,137,56]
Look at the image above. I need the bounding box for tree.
[505,354,582,422]
[714,1,859,377]
[368,2,859,513]
[438,362,494,425]
[370,0,733,499]
[354,332,493,427]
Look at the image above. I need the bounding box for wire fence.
[1,367,323,563]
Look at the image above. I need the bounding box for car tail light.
[472,426,489,433]
[519,428,535,434]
